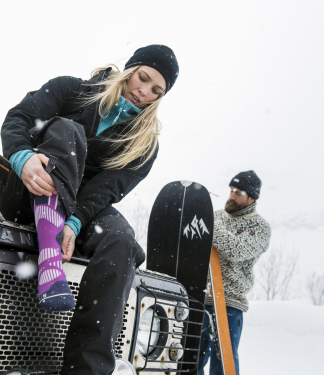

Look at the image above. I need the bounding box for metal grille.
[0,262,135,374]
[115,304,129,358]
[133,284,204,374]
[0,264,79,374]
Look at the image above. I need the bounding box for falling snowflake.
[35,119,45,130]
[94,225,103,234]
[15,262,37,279]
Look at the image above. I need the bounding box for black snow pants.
[1,118,145,374]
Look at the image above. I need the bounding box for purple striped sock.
[34,194,75,311]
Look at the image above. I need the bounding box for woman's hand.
[62,225,75,262]
[21,154,58,197]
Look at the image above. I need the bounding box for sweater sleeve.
[1,76,82,160]
[213,213,271,263]
[65,215,82,237]
[9,150,36,178]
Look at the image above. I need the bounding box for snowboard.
[147,181,214,304]
[209,245,236,375]
[147,181,214,373]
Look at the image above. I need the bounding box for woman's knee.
[93,212,135,240]
[80,213,145,266]
[36,117,87,155]
[103,217,145,264]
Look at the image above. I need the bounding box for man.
[198,170,271,375]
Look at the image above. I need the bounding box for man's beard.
[225,199,249,214]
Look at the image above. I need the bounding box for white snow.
[204,300,324,375]
[15,262,37,279]
[241,300,324,374]
[94,225,103,234]
[34,118,45,130]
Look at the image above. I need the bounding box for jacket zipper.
[112,102,126,125]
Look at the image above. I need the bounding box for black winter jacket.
[1,69,158,228]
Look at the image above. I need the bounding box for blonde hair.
[88,65,163,170]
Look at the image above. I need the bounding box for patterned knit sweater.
[205,203,271,312]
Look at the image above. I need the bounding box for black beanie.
[124,44,179,94]
[229,170,262,200]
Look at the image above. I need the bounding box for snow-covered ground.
[203,300,324,375]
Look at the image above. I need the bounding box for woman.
[0,44,179,374]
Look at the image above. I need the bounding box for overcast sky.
[1,0,323,230]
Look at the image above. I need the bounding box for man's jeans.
[198,305,243,375]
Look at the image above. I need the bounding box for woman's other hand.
[21,154,58,197]
[62,225,75,262]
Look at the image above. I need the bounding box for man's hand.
[21,154,58,197]
[62,225,75,262]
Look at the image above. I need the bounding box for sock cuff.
[34,194,66,219]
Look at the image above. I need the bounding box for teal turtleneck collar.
[96,96,142,136]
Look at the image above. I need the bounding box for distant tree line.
[307,273,324,305]
[248,237,324,305]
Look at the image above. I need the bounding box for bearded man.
[198,170,271,375]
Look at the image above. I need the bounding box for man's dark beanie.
[124,45,179,94]
[229,170,262,200]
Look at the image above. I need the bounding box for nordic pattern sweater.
[205,203,271,312]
